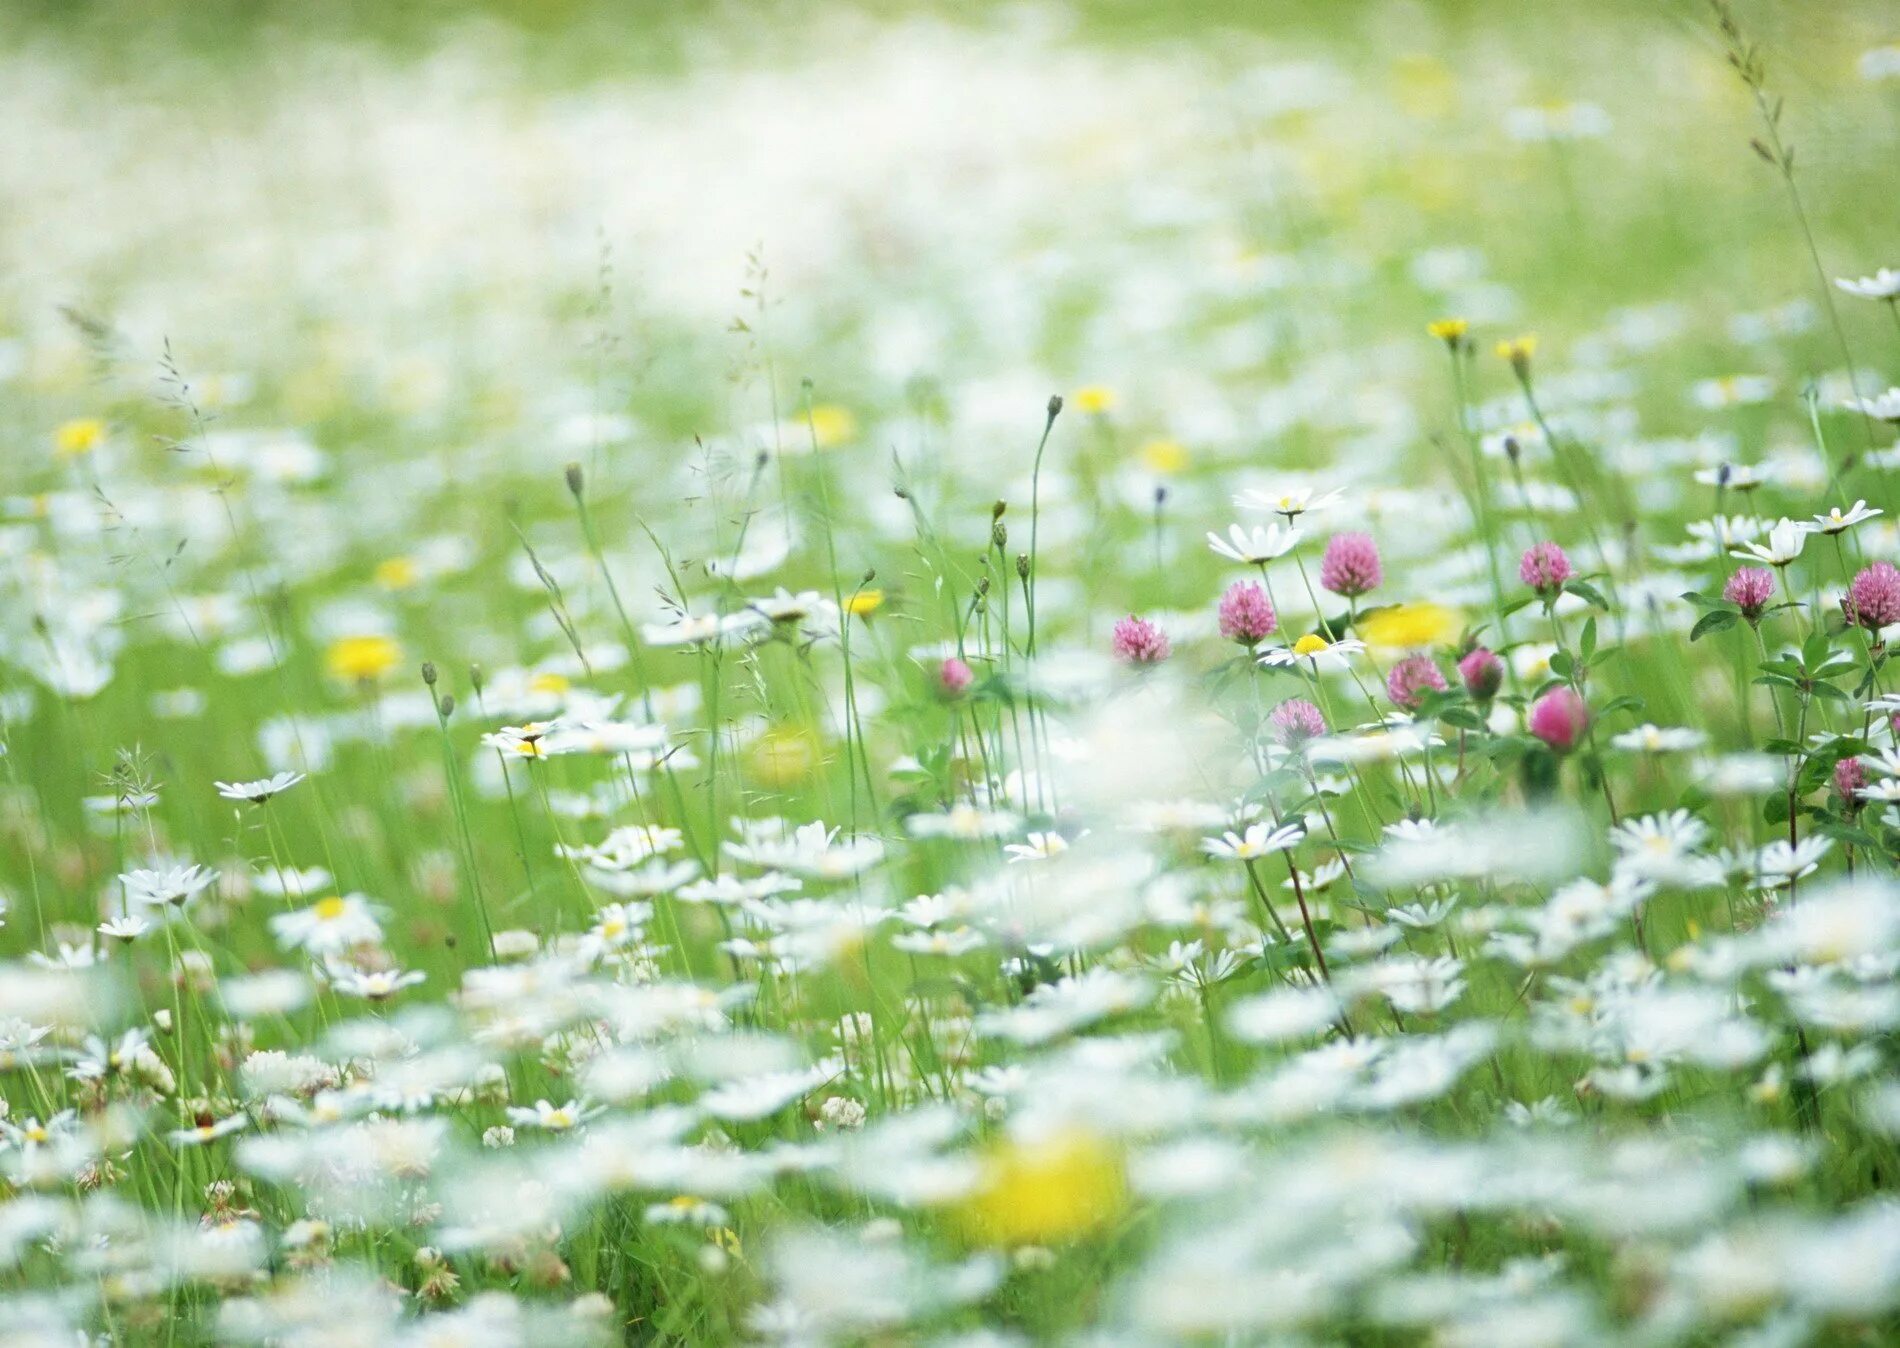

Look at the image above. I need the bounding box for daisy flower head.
[1207,522,1301,566]
[1259,633,1365,674]
[505,1098,602,1132]
[1319,532,1382,599]
[269,894,383,956]
[1814,501,1882,535]
[98,914,152,943]
[121,862,220,911]
[1004,832,1071,863]
[1844,388,1900,423]
[1733,517,1814,568]
[1234,485,1345,522]
[1111,615,1170,664]
[1200,821,1305,861]
[326,964,426,1002]
[1519,541,1572,598]
[1835,268,1900,301]
[482,723,555,759]
[1216,581,1277,647]
[214,771,306,805]
[1611,724,1707,754]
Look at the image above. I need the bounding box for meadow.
[4,0,1900,1342]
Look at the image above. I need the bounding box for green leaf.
[1579,617,1598,662]
[1690,609,1740,642]
[1564,578,1611,610]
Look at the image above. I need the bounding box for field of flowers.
[5,0,1900,1342]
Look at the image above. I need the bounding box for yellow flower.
[1138,437,1189,475]
[1495,334,1537,374]
[956,1129,1126,1247]
[1071,385,1117,415]
[54,418,107,458]
[1389,52,1458,119]
[748,725,821,787]
[1291,633,1332,657]
[373,556,419,591]
[805,403,858,449]
[1426,318,1468,345]
[325,635,403,683]
[1356,603,1461,651]
[844,589,884,618]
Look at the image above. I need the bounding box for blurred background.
[6,0,1896,422]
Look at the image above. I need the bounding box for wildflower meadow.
[8,0,1900,1342]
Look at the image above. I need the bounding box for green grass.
[2,1,1900,1343]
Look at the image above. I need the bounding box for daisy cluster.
[3,3,1900,1345]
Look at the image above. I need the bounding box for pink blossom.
[1111,614,1171,664]
[1319,532,1382,599]
[1723,566,1775,623]
[1457,647,1505,701]
[1217,581,1277,646]
[1835,756,1866,811]
[1385,655,1448,712]
[938,657,974,697]
[1269,698,1327,748]
[1528,687,1588,754]
[1519,541,1572,597]
[1844,561,1900,633]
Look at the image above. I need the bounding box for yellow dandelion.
[1495,334,1537,375]
[373,556,419,591]
[1138,437,1189,475]
[748,725,822,787]
[1426,318,1468,345]
[528,671,571,696]
[1071,385,1117,415]
[844,588,885,618]
[804,403,858,449]
[54,418,107,458]
[956,1129,1126,1247]
[1356,603,1461,651]
[325,635,403,684]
